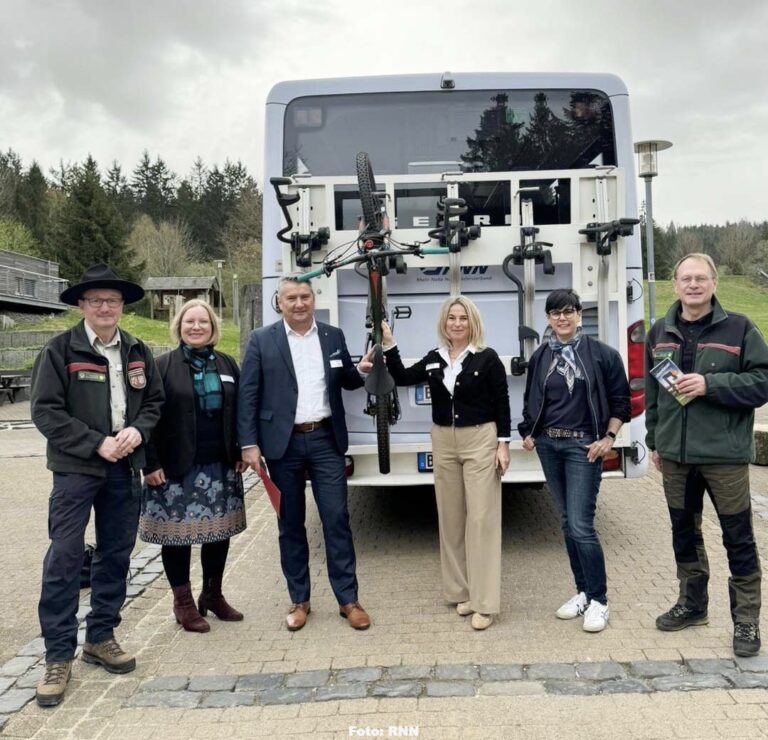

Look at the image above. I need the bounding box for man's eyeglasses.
[547,308,577,319]
[82,297,124,308]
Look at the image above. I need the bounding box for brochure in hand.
[650,358,693,406]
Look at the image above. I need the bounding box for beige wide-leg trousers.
[431,421,501,614]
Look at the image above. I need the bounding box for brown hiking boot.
[36,661,72,707]
[81,637,136,674]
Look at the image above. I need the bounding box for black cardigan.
[384,345,511,437]
[144,346,241,477]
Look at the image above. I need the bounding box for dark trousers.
[161,539,230,588]
[266,426,358,606]
[536,434,607,605]
[39,461,140,663]
[661,459,761,624]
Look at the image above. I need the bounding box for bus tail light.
[344,456,354,477]
[628,320,645,417]
[602,449,621,472]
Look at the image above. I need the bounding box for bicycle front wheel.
[375,394,392,475]
[356,152,383,233]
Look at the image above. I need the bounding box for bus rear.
[263,72,648,486]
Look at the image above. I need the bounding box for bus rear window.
[283,89,616,176]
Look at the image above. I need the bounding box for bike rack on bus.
[270,177,330,268]
[501,189,555,375]
[427,196,481,297]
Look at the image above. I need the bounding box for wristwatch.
[605,431,617,440]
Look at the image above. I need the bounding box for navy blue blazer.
[237,320,364,459]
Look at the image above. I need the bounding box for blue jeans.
[267,425,358,606]
[39,460,141,662]
[535,435,607,605]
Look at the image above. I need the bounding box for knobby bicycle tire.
[356,152,383,234]
[375,393,392,474]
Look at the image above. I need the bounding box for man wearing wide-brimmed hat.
[30,264,164,707]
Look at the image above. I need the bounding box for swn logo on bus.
[420,266,490,276]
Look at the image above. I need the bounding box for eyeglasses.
[676,275,713,285]
[547,308,577,319]
[82,297,124,308]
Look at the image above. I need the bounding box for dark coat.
[237,320,363,459]
[384,345,511,437]
[30,320,164,476]
[519,334,631,439]
[144,346,241,477]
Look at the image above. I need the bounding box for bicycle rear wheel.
[356,152,383,234]
[375,393,392,474]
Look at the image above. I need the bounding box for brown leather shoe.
[286,601,311,631]
[339,602,371,630]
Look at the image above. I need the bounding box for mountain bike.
[280,153,448,474]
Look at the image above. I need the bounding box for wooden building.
[143,276,224,319]
[0,250,68,312]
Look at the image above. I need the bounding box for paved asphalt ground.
[1,400,768,738]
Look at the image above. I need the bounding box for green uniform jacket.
[31,320,165,476]
[645,297,768,464]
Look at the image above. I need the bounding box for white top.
[284,319,331,423]
[84,323,126,433]
[437,345,475,396]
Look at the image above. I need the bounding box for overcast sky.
[2,0,766,226]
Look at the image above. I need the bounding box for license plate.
[417,452,433,472]
[415,383,432,405]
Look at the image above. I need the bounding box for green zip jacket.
[31,320,165,476]
[645,297,768,464]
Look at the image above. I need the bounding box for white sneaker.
[555,592,588,620]
[582,600,609,632]
[456,601,473,616]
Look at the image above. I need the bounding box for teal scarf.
[182,344,222,414]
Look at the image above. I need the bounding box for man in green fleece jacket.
[646,253,768,657]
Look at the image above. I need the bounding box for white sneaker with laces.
[582,600,609,632]
[555,592,588,620]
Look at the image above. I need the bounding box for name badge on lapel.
[127,361,147,389]
[220,374,235,383]
[78,371,106,382]
[426,363,441,371]
[330,359,343,369]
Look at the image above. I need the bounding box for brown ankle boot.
[198,575,243,621]
[172,582,210,633]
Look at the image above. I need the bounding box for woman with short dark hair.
[519,289,630,632]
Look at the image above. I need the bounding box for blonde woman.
[140,299,246,632]
[382,296,510,629]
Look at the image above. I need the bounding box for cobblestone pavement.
[1,401,768,738]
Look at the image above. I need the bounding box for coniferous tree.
[56,156,141,283]
[16,162,49,245]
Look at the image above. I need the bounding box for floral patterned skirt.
[139,462,246,546]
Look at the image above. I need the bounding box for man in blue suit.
[239,276,373,631]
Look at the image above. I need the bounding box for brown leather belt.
[542,427,586,439]
[293,418,331,433]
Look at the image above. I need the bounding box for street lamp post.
[232,273,239,327]
[634,139,673,325]
[214,259,225,319]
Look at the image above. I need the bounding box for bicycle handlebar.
[578,217,640,235]
[295,245,450,283]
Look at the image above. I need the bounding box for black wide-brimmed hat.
[59,263,145,306]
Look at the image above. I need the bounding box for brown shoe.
[199,576,243,621]
[173,582,211,633]
[286,601,311,631]
[81,637,136,674]
[36,661,72,707]
[339,602,371,630]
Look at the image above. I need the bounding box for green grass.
[646,275,768,336]
[13,309,242,357]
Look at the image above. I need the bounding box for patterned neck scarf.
[548,326,583,395]
[182,344,222,414]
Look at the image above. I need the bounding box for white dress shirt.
[84,322,126,433]
[284,319,331,423]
